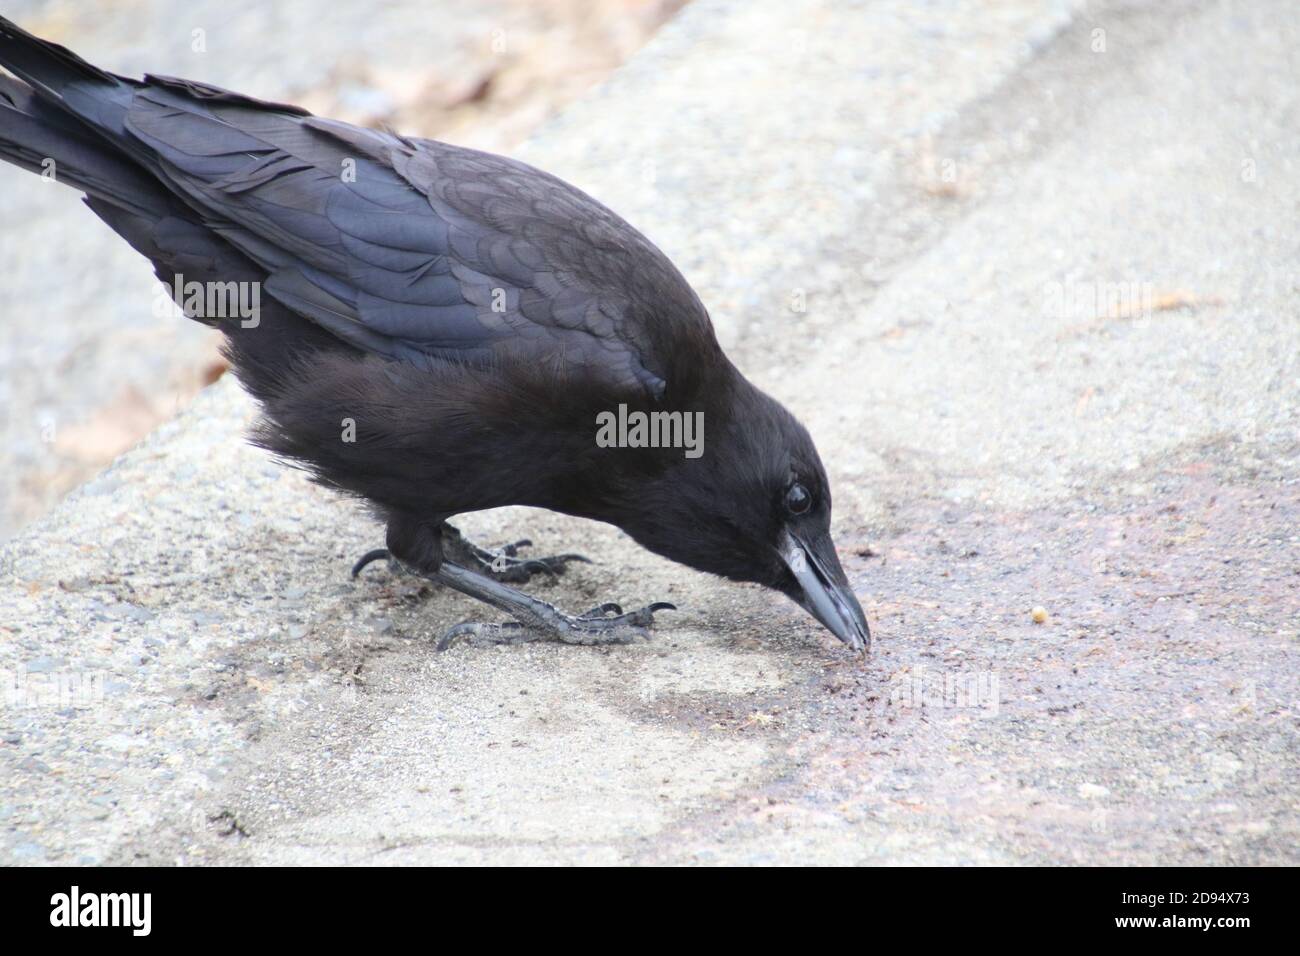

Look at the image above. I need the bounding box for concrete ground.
[1,0,1297,864]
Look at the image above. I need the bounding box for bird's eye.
[785,482,812,515]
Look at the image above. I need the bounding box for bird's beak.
[779,528,871,652]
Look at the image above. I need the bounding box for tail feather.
[0,17,179,221]
[0,15,348,369]
[0,75,166,219]
[0,17,248,290]
[0,14,136,152]
[0,15,119,98]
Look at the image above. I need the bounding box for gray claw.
[499,539,532,557]
[351,548,394,579]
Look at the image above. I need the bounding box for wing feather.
[116,81,696,397]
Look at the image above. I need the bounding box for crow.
[0,17,870,653]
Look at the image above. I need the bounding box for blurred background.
[0,0,685,540]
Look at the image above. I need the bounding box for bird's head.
[602,376,871,653]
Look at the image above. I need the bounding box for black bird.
[0,18,869,653]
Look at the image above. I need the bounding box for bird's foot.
[454,534,592,584]
[351,532,590,584]
[436,600,675,651]
[357,523,672,653]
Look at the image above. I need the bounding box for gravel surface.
[0,0,1296,865]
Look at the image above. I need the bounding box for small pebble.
[1031,606,1049,624]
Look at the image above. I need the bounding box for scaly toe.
[436,620,532,651]
[560,601,675,644]
[579,602,624,619]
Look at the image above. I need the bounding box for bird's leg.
[351,522,590,584]
[429,561,674,651]
[357,517,672,650]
